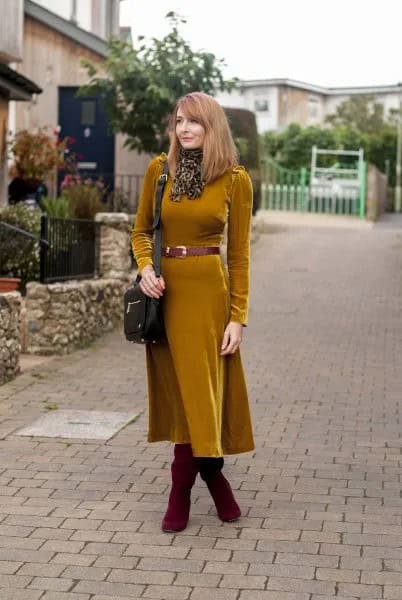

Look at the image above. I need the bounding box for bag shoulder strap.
[153,160,169,277]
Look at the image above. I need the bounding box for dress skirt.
[145,254,254,457]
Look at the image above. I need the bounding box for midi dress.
[131,153,255,457]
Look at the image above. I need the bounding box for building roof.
[240,78,402,96]
[24,0,109,58]
[0,62,42,100]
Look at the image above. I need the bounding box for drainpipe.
[70,0,77,24]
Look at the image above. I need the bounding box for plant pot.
[0,278,21,293]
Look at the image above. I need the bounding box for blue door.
[58,87,115,193]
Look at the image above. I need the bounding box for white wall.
[216,86,279,133]
[216,90,246,110]
[0,0,23,62]
[247,87,279,132]
[32,0,99,36]
[32,0,73,21]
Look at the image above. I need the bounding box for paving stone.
[337,583,383,598]
[72,580,145,596]
[108,568,174,585]
[240,593,309,600]
[142,585,192,598]
[137,557,204,573]
[28,576,75,591]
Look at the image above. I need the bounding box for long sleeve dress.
[131,153,254,458]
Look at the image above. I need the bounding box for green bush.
[60,175,105,219]
[224,107,261,213]
[0,204,41,287]
[40,196,72,218]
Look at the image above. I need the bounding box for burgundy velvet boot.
[162,444,199,533]
[199,458,241,522]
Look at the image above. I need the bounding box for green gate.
[261,147,367,219]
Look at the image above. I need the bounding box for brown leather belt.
[162,245,220,258]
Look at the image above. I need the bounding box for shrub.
[224,107,261,213]
[60,174,105,219]
[40,196,72,218]
[0,204,41,287]
[8,127,76,182]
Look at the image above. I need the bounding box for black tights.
[195,457,224,478]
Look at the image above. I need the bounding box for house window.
[81,100,96,125]
[255,98,269,112]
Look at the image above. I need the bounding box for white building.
[216,79,402,133]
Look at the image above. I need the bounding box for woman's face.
[176,107,205,150]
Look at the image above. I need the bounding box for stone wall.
[0,292,21,383]
[95,212,133,279]
[366,164,388,222]
[25,278,128,355]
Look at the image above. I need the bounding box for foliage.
[0,204,41,286]
[325,95,387,134]
[261,123,338,171]
[325,96,398,184]
[60,174,105,219]
[225,108,260,167]
[40,196,72,218]
[224,107,261,213]
[366,127,397,185]
[261,119,398,185]
[8,127,76,182]
[78,12,237,154]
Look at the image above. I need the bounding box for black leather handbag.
[124,161,169,343]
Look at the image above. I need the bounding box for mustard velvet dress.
[131,153,255,458]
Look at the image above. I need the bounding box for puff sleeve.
[227,167,253,326]
[131,156,163,272]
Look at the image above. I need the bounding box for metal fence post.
[300,167,307,212]
[359,161,367,220]
[39,215,48,283]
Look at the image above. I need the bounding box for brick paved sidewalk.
[0,219,402,599]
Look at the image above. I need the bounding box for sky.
[120,0,402,88]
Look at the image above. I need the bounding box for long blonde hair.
[167,92,238,183]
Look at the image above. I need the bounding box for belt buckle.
[176,245,187,258]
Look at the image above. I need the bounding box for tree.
[325,95,387,134]
[323,96,398,183]
[79,12,237,154]
[261,124,337,171]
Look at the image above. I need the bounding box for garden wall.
[25,278,128,355]
[24,213,132,355]
[0,292,21,383]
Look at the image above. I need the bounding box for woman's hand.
[139,265,165,298]
[220,321,243,355]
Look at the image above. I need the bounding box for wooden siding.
[13,15,145,182]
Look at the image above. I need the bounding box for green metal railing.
[261,157,367,218]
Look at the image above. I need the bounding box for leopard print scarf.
[170,147,204,201]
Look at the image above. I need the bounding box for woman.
[132,91,254,533]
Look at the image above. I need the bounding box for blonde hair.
[167,91,238,183]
